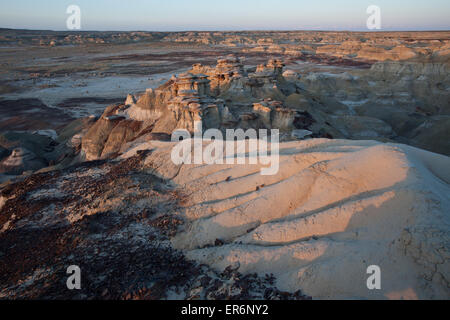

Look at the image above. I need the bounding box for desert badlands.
[0,29,449,300]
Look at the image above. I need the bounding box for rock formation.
[79,56,343,160]
[115,138,450,300]
[77,51,450,162]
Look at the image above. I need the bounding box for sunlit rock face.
[113,138,450,300]
[82,115,125,161]
[251,100,303,132]
[190,55,248,98]
[126,86,174,122]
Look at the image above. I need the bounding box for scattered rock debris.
[0,153,310,300]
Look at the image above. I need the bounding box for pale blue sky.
[1,0,449,31]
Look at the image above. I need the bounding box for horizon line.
[1,27,450,33]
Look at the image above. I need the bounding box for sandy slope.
[120,138,450,299]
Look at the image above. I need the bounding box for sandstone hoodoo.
[76,56,347,161]
[80,56,323,161]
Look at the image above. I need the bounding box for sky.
[0,0,449,31]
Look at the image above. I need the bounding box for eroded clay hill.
[118,138,450,299]
[3,136,448,299]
